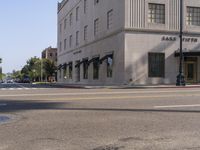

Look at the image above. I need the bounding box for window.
[107,55,113,78]
[70,13,73,26]
[83,59,88,79]
[148,3,165,24]
[187,7,200,26]
[69,35,72,48]
[69,62,73,79]
[49,53,53,57]
[76,7,79,21]
[59,42,62,52]
[84,0,88,14]
[107,9,113,29]
[148,53,165,78]
[63,65,67,79]
[64,38,67,50]
[60,23,62,33]
[93,57,99,79]
[64,18,67,29]
[94,18,99,36]
[94,0,99,5]
[76,31,79,46]
[84,25,88,41]
[59,70,61,79]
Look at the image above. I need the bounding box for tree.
[21,57,41,82]
[42,59,57,82]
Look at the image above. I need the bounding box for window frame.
[148,52,165,78]
[148,3,165,24]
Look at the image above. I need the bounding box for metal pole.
[176,0,185,86]
[41,59,43,82]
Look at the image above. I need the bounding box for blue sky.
[0,0,59,73]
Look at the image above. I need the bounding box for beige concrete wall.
[124,32,200,85]
[125,0,200,33]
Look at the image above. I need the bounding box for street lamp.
[176,0,186,86]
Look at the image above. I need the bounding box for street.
[0,84,200,150]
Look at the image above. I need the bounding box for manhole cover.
[0,115,11,124]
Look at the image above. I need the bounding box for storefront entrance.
[75,60,80,82]
[184,57,198,83]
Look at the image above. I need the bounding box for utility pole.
[0,58,2,81]
[176,0,186,86]
[41,59,43,82]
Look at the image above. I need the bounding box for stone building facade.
[57,0,200,85]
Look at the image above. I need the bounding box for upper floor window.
[187,7,200,26]
[64,18,67,29]
[69,35,73,48]
[148,3,165,24]
[94,0,99,5]
[59,42,62,52]
[76,31,79,46]
[76,7,79,21]
[70,13,73,26]
[60,23,62,33]
[64,38,67,50]
[94,18,99,36]
[107,9,113,29]
[84,25,88,41]
[84,0,88,14]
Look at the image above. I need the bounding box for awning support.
[99,54,113,64]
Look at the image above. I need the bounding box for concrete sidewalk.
[48,83,200,89]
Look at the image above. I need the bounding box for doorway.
[75,60,80,82]
[184,57,197,83]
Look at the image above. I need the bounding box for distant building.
[57,0,200,85]
[42,47,57,63]
[41,47,58,82]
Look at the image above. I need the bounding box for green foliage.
[20,57,57,82]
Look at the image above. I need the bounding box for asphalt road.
[0,83,200,150]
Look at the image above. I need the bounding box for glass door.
[185,61,197,83]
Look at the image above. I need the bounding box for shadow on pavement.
[0,100,200,114]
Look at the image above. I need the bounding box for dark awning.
[88,57,99,65]
[57,64,62,70]
[75,59,88,68]
[61,63,68,69]
[175,50,200,57]
[99,54,113,64]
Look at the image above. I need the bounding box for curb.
[47,83,200,89]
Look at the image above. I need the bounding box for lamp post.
[176,0,186,86]
[0,58,2,81]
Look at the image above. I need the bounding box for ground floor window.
[107,55,113,78]
[93,57,99,80]
[83,59,88,79]
[63,64,67,79]
[69,62,73,79]
[148,52,165,78]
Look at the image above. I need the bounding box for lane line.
[154,104,200,108]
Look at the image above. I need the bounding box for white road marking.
[154,104,200,108]
[0,88,46,91]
